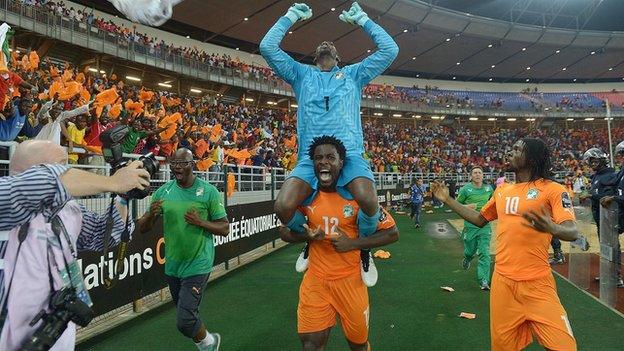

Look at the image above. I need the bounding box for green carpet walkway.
[79,212,624,350]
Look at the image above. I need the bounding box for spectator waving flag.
[0,23,13,73]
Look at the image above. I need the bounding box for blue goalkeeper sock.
[357,208,380,237]
[287,209,307,233]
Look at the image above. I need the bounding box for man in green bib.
[138,148,229,351]
[456,166,493,290]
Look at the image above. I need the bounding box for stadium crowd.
[0,48,622,178]
[16,0,624,114]
[18,0,279,85]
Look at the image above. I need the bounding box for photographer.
[0,140,151,350]
[579,148,618,236]
[599,141,624,288]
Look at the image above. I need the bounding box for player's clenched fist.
[339,2,369,27]
[285,3,313,23]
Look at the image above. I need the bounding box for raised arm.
[340,2,399,86]
[259,4,310,85]
[58,103,90,122]
[431,181,489,228]
[36,100,55,122]
[0,165,71,230]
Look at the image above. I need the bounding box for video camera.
[100,125,159,199]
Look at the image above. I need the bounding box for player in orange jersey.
[280,135,399,351]
[432,138,586,351]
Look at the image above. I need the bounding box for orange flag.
[48,79,63,99]
[227,173,236,197]
[94,87,119,108]
[109,103,122,119]
[159,124,177,140]
[58,81,82,100]
[196,158,214,172]
[210,124,222,142]
[125,99,145,116]
[28,51,39,70]
[139,89,154,102]
[284,135,297,149]
[78,87,91,106]
[61,69,73,83]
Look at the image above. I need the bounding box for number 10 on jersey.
[505,196,520,214]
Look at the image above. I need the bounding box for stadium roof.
[75,0,624,83]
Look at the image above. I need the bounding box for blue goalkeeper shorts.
[288,154,374,190]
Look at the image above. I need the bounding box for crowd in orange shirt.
[1,48,622,179]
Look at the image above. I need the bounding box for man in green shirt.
[456,166,493,290]
[138,148,229,351]
[121,118,167,154]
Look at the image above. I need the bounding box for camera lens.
[139,153,158,178]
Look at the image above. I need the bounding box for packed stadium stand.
[2,0,624,179]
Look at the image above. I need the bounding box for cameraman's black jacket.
[589,167,618,223]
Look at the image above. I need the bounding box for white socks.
[195,332,215,350]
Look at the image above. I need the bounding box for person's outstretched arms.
[259,3,311,85]
[340,2,399,85]
[0,162,149,230]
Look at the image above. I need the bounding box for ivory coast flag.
[0,23,13,73]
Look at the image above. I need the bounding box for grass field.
[79,211,624,350]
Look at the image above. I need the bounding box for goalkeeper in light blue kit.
[260,2,398,285]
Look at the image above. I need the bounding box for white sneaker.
[571,234,590,251]
[197,333,221,351]
[361,250,378,287]
[295,244,310,273]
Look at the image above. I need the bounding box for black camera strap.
[102,197,131,289]
[50,216,78,287]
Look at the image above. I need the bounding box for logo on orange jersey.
[379,208,387,222]
[526,188,539,200]
[561,192,573,209]
[343,204,354,218]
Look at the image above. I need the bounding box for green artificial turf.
[79,211,624,350]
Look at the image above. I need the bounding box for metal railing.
[1,0,621,118]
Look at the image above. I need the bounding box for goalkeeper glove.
[339,2,369,27]
[285,3,313,24]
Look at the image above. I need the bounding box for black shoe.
[549,250,565,265]
[360,249,371,272]
[461,257,471,270]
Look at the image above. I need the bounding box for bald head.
[9,140,68,175]
[172,148,193,162]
